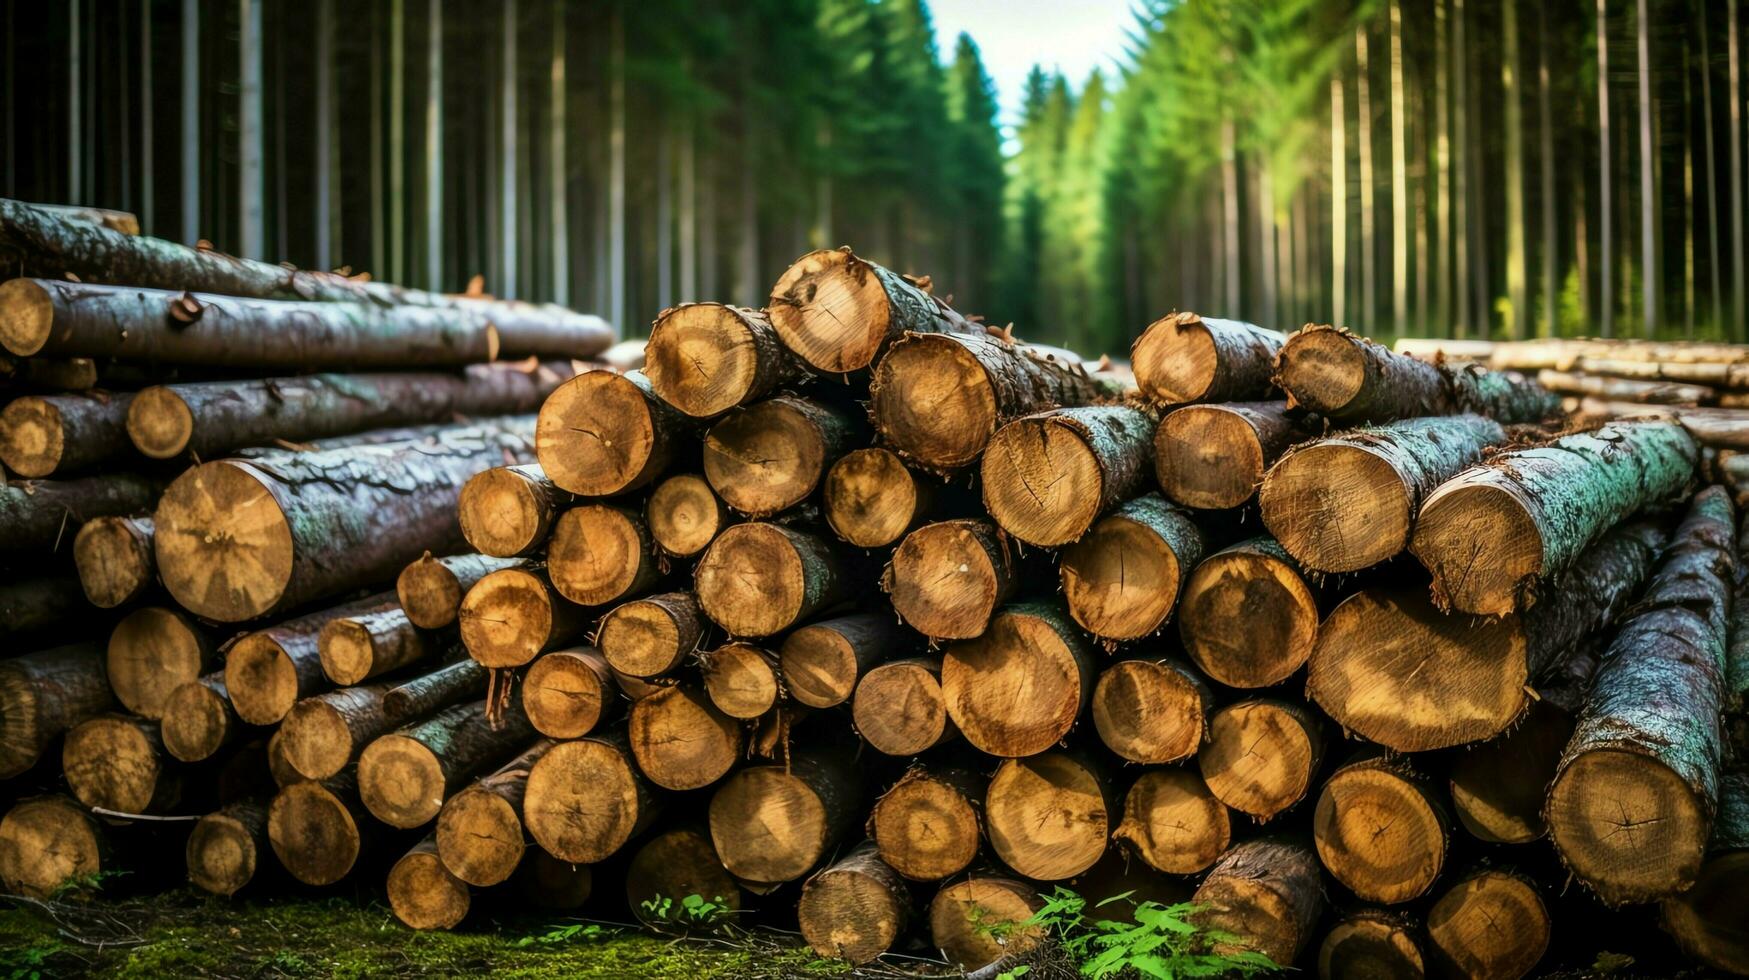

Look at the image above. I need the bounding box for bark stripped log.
[62,714,178,814]
[0,472,160,553]
[267,775,366,886]
[106,606,212,719]
[1190,838,1325,966]
[1536,368,1713,404]
[980,404,1159,547]
[1661,771,1749,975]
[536,370,686,496]
[458,566,587,669]
[1274,325,1559,424]
[0,642,114,777]
[1060,494,1204,641]
[703,395,859,517]
[709,750,861,886]
[870,766,984,882]
[644,304,804,418]
[388,836,471,931]
[822,447,931,548]
[1132,312,1285,405]
[798,842,910,965]
[695,523,849,638]
[929,876,1044,972]
[186,801,269,897]
[597,591,705,678]
[434,739,557,886]
[624,828,743,929]
[1547,487,1736,905]
[1425,869,1550,980]
[547,504,660,607]
[160,673,239,763]
[0,391,134,477]
[357,699,536,828]
[225,591,397,725]
[985,752,1111,880]
[884,519,1018,640]
[871,331,1122,471]
[1112,767,1230,874]
[383,660,489,722]
[645,473,729,558]
[854,656,954,756]
[1313,752,1450,904]
[1311,518,1669,751]
[767,247,983,376]
[780,613,907,709]
[1153,401,1308,510]
[277,681,401,781]
[627,684,743,791]
[1089,657,1211,764]
[521,648,617,739]
[72,514,155,608]
[1260,414,1507,573]
[0,795,107,898]
[524,729,657,863]
[1411,420,1697,616]
[318,597,426,685]
[457,464,565,558]
[942,601,1097,758]
[396,553,524,630]
[156,419,537,622]
[1198,699,1323,821]
[1177,537,1320,688]
[1316,909,1426,980]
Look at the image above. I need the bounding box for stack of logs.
[1,204,1746,977]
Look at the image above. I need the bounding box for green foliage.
[50,868,130,898]
[1591,951,1637,974]
[516,922,614,947]
[638,893,737,931]
[999,888,1282,980]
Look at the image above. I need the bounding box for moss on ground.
[0,890,857,979]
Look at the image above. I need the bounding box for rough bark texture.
[869,766,984,881]
[1275,325,1558,424]
[1153,401,1309,510]
[396,553,525,630]
[1425,869,1550,980]
[524,729,657,863]
[1260,413,1507,573]
[709,750,862,885]
[160,673,239,763]
[1178,537,1321,689]
[1132,312,1286,405]
[884,519,1019,640]
[853,656,954,756]
[646,473,730,558]
[980,404,1160,547]
[1112,767,1230,874]
[156,418,537,622]
[644,303,805,418]
[535,370,688,496]
[822,447,931,548]
[1198,699,1323,821]
[1089,657,1212,765]
[547,504,660,607]
[797,842,910,965]
[1313,751,1450,904]
[1190,838,1325,966]
[1536,368,1712,404]
[703,395,860,517]
[434,739,556,886]
[383,660,490,722]
[72,514,155,608]
[1060,493,1205,641]
[1661,770,1749,975]
[0,575,89,644]
[780,613,909,709]
[942,601,1098,757]
[0,642,114,777]
[767,247,984,375]
[0,472,160,553]
[0,391,134,477]
[1412,420,1698,616]
[357,698,536,828]
[318,598,427,685]
[695,523,849,638]
[1547,487,1736,906]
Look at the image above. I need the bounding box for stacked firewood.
[2,209,1747,978]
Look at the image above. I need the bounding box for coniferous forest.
[4,0,1748,353]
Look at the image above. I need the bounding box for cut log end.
[549,504,654,606]
[696,523,842,638]
[0,797,104,898]
[458,466,552,558]
[1061,510,1188,641]
[1317,910,1427,980]
[981,416,1104,547]
[1410,482,1542,616]
[107,607,208,719]
[1199,700,1321,821]
[1132,312,1222,403]
[1113,768,1230,875]
[0,396,65,477]
[316,620,379,688]
[278,700,359,782]
[388,840,471,931]
[704,397,839,517]
[525,737,649,864]
[160,679,233,763]
[628,685,742,791]
[1313,758,1447,904]
[1277,327,1369,414]
[798,845,909,965]
[854,659,950,756]
[73,515,154,608]
[1090,659,1207,764]
[1153,404,1268,510]
[267,781,361,887]
[888,520,1009,640]
[943,605,1093,758]
[156,461,294,622]
[625,829,742,930]
[397,555,465,630]
[1546,748,1711,905]
[0,278,54,357]
[535,371,664,496]
[358,734,447,829]
[1449,701,1573,844]
[522,649,613,739]
[225,632,304,726]
[871,335,999,469]
[1426,870,1550,980]
[125,386,195,459]
[647,474,727,558]
[986,753,1109,881]
[780,623,866,709]
[459,568,568,669]
[644,304,772,418]
[871,771,981,881]
[1260,443,1412,573]
[929,876,1043,971]
[710,766,835,884]
[1191,839,1324,966]
[768,248,893,374]
[702,643,782,719]
[599,592,702,678]
[1179,541,1319,689]
[62,715,163,813]
[824,448,922,548]
[436,789,524,887]
[186,808,262,897]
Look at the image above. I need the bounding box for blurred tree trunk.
[1539,2,1556,336]
[1389,0,1408,331]
[1636,0,1656,335]
[425,0,442,291]
[69,2,80,203]
[657,124,673,312]
[679,113,697,301]
[1598,0,1614,337]
[240,0,263,259]
[1503,0,1526,339]
[1468,0,1490,336]
[1700,6,1723,330]
[1453,0,1471,336]
[1436,0,1451,336]
[609,9,626,327]
[549,0,568,307]
[1222,117,1240,316]
[390,0,405,284]
[502,0,520,299]
[1332,74,1347,327]
[1729,0,1744,339]
[140,0,153,232]
[314,0,334,270]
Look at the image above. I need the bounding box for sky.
[929,0,1137,133]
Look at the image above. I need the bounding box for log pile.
[3,214,1748,977]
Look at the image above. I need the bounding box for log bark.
[0,795,107,898]
[695,523,849,637]
[278,680,402,781]
[0,472,160,553]
[1191,838,1324,966]
[1060,493,1205,641]
[131,363,574,463]
[1198,699,1324,821]
[1261,413,1507,573]
[225,591,398,725]
[156,419,538,622]
[823,447,932,548]
[709,749,862,885]
[0,642,114,777]
[434,739,556,886]
[645,473,729,558]
[547,504,660,606]
[458,566,588,669]
[1177,537,1320,688]
[62,714,178,814]
[644,303,805,418]
[1312,518,1668,751]
[853,656,954,756]
[942,601,1098,758]
[1661,770,1749,975]
[1132,312,1286,405]
[767,247,983,375]
[779,613,908,709]
[884,519,1020,640]
[267,774,365,886]
[107,606,212,719]
[1317,909,1427,980]
[627,684,742,791]
[535,370,686,496]
[0,390,133,477]
[1313,751,1450,904]
[72,514,154,608]
[1547,486,1736,905]
[0,277,611,367]
[457,463,566,558]
[871,331,1123,472]
[0,575,90,644]
[1112,767,1230,875]
[160,673,240,763]
[1536,368,1712,404]
[703,395,859,517]
[0,355,102,391]
[318,597,426,686]
[700,642,783,719]
[624,827,742,929]
[870,766,984,882]
[396,553,525,630]
[985,752,1111,880]
[1411,419,1697,616]
[798,842,910,965]
[357,698,536,828]
[1154,401,1309,510]
[1275,325,1559,424]
[521,647,617,739]
[980,404,1159,547]
[929,876,1044,972]
[26,203,141,234]
[1475,336,1749,371]
[524,728,657,863]
[597,591,705,678]
[388,836,471,930]
[1089,657,1212,764]
[383,660,490,723]
[186,800,269,897]
[1425,869,1550,980]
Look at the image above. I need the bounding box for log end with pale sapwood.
[1112,766,1230,875]
[853,657,953,756]
[695,523,847,638]
[536,370,682,496]
[73,514,155,608]
[459,567,584,669]
[797,842,910,965]
[388,837,471,931]
[1131,312,1285,406]
[624,828,742,929]
[698,642,782,719]
[942,601,1097,758]
[277,683,396,782]
[1177,537,1319,689]
[597,591,705,679]
[1313,752,1448,905]
[106,605,211,719]
[646,473,729,558]
[357,699,535,830]
[1425,869,1550,980]
[884,519,1016,640]
[61,714,176,815]
[703,395,857,518]
[396,552,524,630]
[644,304,801,418]
[524,732,654,864]
[984,752,1111,881]
[779,613,904,709]
[547,503,660,607]
[1190,837,1325,966]
[1153,401,1305,510]
[710,751,861,887]
[318,600,425,686]
[1198,699,1323,822]
[267,777,363,887]
[929,876,1044,972]
[1449,697,1578,844]
[980,404,1158,547]
[627,684,743,791]
[1316,909,1426,980]
[823,447,930,549]
[1089,657,1210,765]
[870,767,983,882]
[768,247,979,375]
[434,740,555,887]
[0,391,131,477]
[522,647,616,739]
[0,795,106,898]
[457,464,560,558]
[1060,493,1204,641]
[186,801,269,897]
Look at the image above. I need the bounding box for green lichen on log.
[1517,517,1670,681]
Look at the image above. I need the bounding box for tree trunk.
[597,591,705,679]
[1113,767,1229,876]
[980,404,1158,547]
[1435,0,1451,334]
[382,659,488,724]
[1333,72,1350,328]
[823,448,931,548]
[72,514,154,608]
[1547,487,1735,905]
[224,590,400,725]
[1154,402,1309,511]
[433,738,556,886]
[779,613,909,710]
[1538,3,1556,336]
[522,647,615,739]
[625,827,741,929]
[1732,0,1745,339]
[984,752,1111,881]
[396,553,525,630]
[1090,657,1212,765]
[535,370,687,497]
[1357,25,1377,331]
[0,643,113,777]
[0,575,89,646]
[1206,704,1327,826]
[0,391,134,477]
[1503,0,1527,337]
[607,9,625,328]
[870,766,983,882]
[62,714,178,815]
[278,680,402,781]
[767,248,984,375]
[459,464,565,560]
[884,519,1021,641]
[696,523,849,638]
[853,656,953,757]
[498,0,518,298]
[1060,494,1204,642]
[942,601,1096,758]
[107,606,212,720]
[1426,869,1551,979]
[798,842,908,965]
[1661,770,1749,974]
[0,472,159,553]
[1454,0,1472,335]
[700,642,782,719]
[1318,909,1427,980]
[1321,511,1669,748]
[186,800,268,897]
[1535,369,1711,403]
[1636,0,1657,335]
[547,0,567,306]
[1313,751,1449,904]
[318,599,427,686]
[704,396,860,517]
[710,749,861,886]
[1599,0,1615,337]
[458,566,587,669]
[1275,326,1559,424]
[1260,413,1507,573]
[1390,0,1409,330]
[0,795,107,898]
[1412,420,1697,616]
[930,876,1043,972]
[160,672,239,763]
[1178,537,1320,689]
[627,684,741,791]
[387,836,469,931]
[644,304,804,419]
[1130,312,1284,407]
[268,775,366,886]
[646,473,729,558]
[358,698,536,829]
